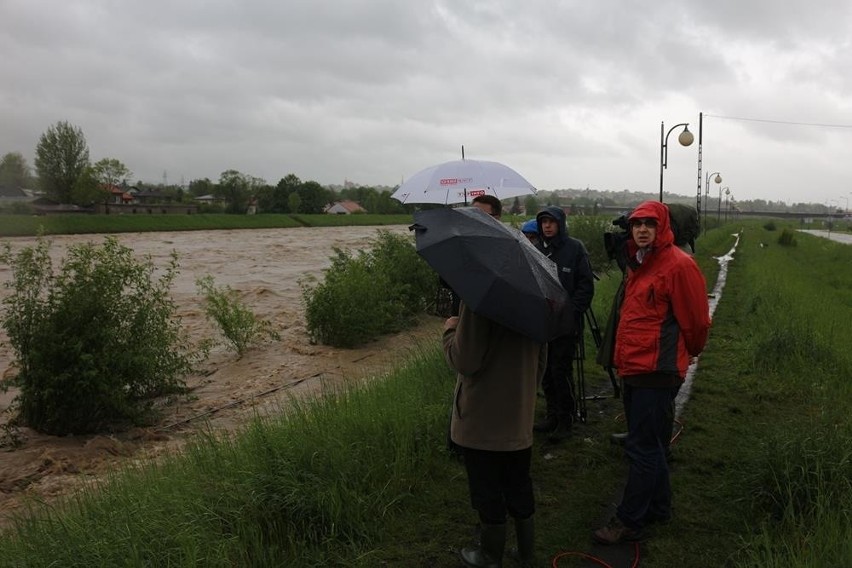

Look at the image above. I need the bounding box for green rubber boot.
[460,522,506,567]
[514,516,535,567]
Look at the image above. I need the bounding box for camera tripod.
[574,307,620,424]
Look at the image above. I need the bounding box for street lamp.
[703,171,722,232]
[659,121,694,202]
[724,187,731,223]
[717,186,728,224]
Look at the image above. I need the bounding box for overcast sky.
[2,0,851,207]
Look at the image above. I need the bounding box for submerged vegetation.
[197,275,280,356]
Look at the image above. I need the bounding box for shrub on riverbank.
[0,237,200,434]
[302,230,438,347]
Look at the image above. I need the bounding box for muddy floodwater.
[0,226,443,527]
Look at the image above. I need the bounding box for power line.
[704,113,852,129]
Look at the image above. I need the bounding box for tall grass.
[0,345,455,567]
[692,223,852,567]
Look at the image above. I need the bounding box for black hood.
[536,206,568,246]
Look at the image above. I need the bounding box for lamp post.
[717,186,728,224]
[841,195,849,215]
[724,187,731,223]
[659,121,694,202]
[703,171,722,232]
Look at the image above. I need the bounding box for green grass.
[0,220,848,567]
[0,214,413,237]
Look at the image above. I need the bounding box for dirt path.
[0,225,443,528]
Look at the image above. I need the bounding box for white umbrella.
[391,158,537,205]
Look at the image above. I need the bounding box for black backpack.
[667,203,700,252]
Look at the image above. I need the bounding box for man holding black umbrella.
[444,302,547,567]
[533,206,596,442]
[414,205,570,566]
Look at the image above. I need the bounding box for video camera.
[603,212,631,273]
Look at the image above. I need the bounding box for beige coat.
[443,303,547,452]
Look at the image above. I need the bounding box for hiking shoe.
[592,517,644,545]
[533,416,557,433]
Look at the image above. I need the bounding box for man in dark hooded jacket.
[533,206,595,441]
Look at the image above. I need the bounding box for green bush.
[777,227,797,247]
[196,275,280,356]
[364,230,438,312]
[567,215,614,273]
[764,220,777,231]
[302,231,437,348]
[0,236,200,434]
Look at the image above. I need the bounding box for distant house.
[105,184,134,204]
[0,185,40,201]
[324,200,367,214]
[134,189,170,204]
[195,194,224,204]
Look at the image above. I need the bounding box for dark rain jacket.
[614,201,712,382]
[535,206,595,332]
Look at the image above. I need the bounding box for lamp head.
[714,174,722,184]
[678,127,694,147]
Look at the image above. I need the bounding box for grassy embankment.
[0,219,849,566]
[0,213,413,237]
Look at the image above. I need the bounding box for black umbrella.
[411,207,574,343]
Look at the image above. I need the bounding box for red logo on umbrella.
[440,177,473,186]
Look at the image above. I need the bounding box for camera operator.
[533,206,595,442]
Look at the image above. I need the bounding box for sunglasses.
[630,218,658,228]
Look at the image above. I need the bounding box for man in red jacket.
[593,200,711,544]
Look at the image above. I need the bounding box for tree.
[188,178,215,197]
[217,170,265,214]
[92,158,132,187]
[275,173,303,213]
[0,152,32,189]
[297,180,331,214]
[510,196,522,215]
[288,191,302,213]
[524,195,539,216]
[70,165,108,206]
[34,121,90,203]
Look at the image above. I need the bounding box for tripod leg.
[576,334,587,424]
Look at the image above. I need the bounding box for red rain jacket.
[614,201,712,380]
